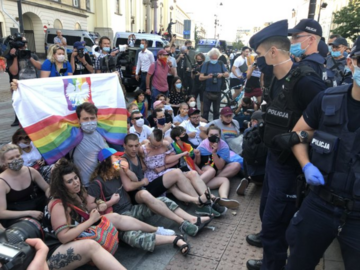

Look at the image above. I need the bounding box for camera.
[0,218,43,270]
[212,73,218,84]
[100,54,122,72]
[243,120,250,127]
[77,48,84,58]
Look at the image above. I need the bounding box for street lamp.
[317,1,328,22]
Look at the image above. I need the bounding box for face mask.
[102,47,111,52]
[331,51,342,58]
[210,60,218,65]
[189,101,196,108]
[328,45,332,53]
[175,83,182,89]
[56,55,65,62]
[290,42,307,58]
[351,60,360,87]
[159,57,167,66]
[112,160,121,170]
[180,134,189,142]
[135,118,144,127]
[187,46,192,50]
[257,56,273,75]
[197,61,203,65]
[8,158,24,171]
[140,44,145,49]
[81,121,97,134]
[208,135,219,143]
[18,142,30,149]
[157,118,166,126]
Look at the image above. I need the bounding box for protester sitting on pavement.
[196,125,242,181]
[234,97,258,131]
[180,108,207,148]
[149,108,173,139]
[138,129,220,216]
[69,41,94,75]
[47,159,190,256]
[11,128,53,183]
[129,110,153,143]
[147,100,173,128]
[173,103,189,125]
[88,145,213,237]
[169,76,186,116]
[169,126,238,214]
[206,107,241,149]
[41,45,73,77]
[128,103,150,127]
[0,144,50,228]
[157,94,174,119]
[132,90,148,116]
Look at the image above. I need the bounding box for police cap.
[350,37,360,57]
[249,20,288,51]
[288,19,322,37]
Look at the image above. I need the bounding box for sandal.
[195,215,214,232]
[173,234,190,256]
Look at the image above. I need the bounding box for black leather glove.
[271,132,300,151]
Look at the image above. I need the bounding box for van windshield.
[195,45,214,54]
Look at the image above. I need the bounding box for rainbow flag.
[13,73,127,165]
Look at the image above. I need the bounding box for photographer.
[233,97,258,131]
[191,53,205,115]
[95,36,124,76]
[69,41,93,75]
[7,35,41,126]
[199,48,229,121]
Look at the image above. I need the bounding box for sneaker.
[236,178,249,196]
[212,203,227,216]
[156,227,175,236]
[179,220,198,237]
[195,204,221,217]
[246,259,262,270]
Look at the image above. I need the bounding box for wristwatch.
[298,131,308,143]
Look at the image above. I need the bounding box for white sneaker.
[156,227,175,236]
[236,178,249,196]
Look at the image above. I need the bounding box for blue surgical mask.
[290,42,307,57]
[175,83,182,89]
[157,118,166,125]
[328,45,333,53]
[344,66,351,74]
[140,44,145,49]
[210,60,218,64]
[102,47,110,52]
[351,60,360,87]
[256,56,273,76]
[331,50,342,58]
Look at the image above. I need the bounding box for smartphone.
[59,68,67,75]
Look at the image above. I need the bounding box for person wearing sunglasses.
[326,37,348,85]
[129,110,153,143]
[286,36,360,270]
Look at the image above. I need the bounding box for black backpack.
[242,126,268,165]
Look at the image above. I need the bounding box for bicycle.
[209,83,244,114]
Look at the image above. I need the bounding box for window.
[115,0,121,14]
[84,37,94,47]
[73,0,79,7]
[86,0,91,11]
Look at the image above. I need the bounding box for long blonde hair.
[47,44,68,63]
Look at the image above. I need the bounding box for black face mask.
[187,46,192,50]
[257,56,273,76]
[197,61,203,65]
[208,135,220,143]
[180,134,189,142]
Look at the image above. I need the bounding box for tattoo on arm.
[47,247,82,270]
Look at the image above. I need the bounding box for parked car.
[113,32,169,48]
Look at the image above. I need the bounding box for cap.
[251,110,264,122]
[350,37,360,57]
[153,100,163,108]
[329,37,348,47]
[73,41,85,50]
[318,40,329,58]
[288,19,322,37]
[157,49,169,56]
[98,148,124,162]
[188,108,200,117]
[249,20,288,51]
[220,107,233,116]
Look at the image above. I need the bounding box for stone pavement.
[0,73,345,270]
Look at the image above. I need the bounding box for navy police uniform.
[285,38,360,270]
[248,20,326,270]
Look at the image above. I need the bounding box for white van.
[45,28,98,55]
[113,32,169,48]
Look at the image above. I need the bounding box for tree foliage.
[232,40,245,50]
[332,0,360,41]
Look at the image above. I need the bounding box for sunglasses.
[18,136,30,140]
[133,116,144,120]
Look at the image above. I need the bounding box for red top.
[148,60,170,92]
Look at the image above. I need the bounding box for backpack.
[204,60,227,91]
[242,126,268,165]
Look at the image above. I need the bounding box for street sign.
[43,25,47,33]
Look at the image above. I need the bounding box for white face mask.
[135,118,144,127]
[56,55,65,62]
[189,101,196,108]
[81,121,97,134]
[18,142,31,149]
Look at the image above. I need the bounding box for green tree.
[332,0,360,41]
[232,40,245,50]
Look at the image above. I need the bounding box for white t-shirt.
[230,55,246,78]
[21,142,42,166]
[180,120,207,147]
[129,125,153,143]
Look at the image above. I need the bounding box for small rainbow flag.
[13,74,127,164]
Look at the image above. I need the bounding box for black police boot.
[246,232,262,247]
[11,116,19,127]
[246,259,262,270]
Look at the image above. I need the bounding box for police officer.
[245,20,326,270]
[326,37,349,85]
[285,37,360,270]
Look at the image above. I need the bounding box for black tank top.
[122,154,144,180]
